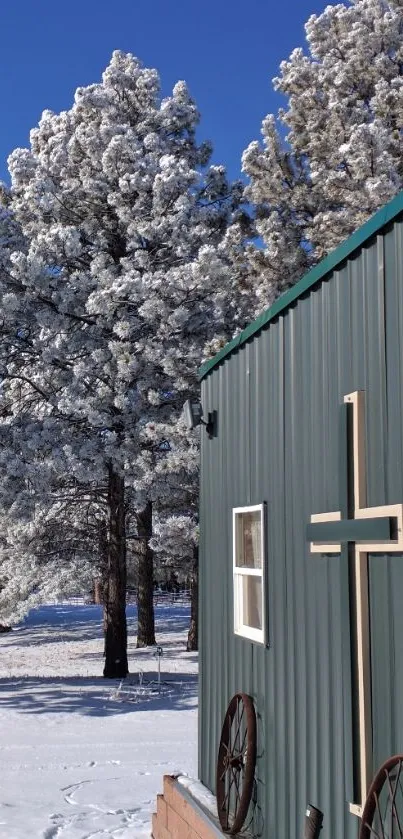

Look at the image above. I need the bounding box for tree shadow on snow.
[1,624,105,648]
[0,672,198,717]
[2,604,191,649]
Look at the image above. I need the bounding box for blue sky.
[1,0,328,184]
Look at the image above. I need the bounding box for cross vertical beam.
[347,391,372,817]
[308,391,403,817]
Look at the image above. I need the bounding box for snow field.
[0,603,197,838]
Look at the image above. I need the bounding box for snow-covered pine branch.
[242,0,403,314]
[0,477,106,624]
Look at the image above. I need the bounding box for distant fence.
[56,590,191,607]
[56,596,86,605]
[126,589,191,607]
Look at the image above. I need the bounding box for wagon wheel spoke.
[222,770,239,824]
[221,779,233,813]
[363,820,382,839]
[232,769,241,816]
[385,764,403,837]
[240,726,248,755]
[376,792,387,839]
[216,693,257,835]
[222,774,235,808]
[232,765,241,795]
[233,702,244,753]
[360,756,403,839]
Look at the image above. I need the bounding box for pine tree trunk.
[187,544,198,652]
[136,501,156,648]
[103,465,128,678]
[93,579,103,604]
[97,518,109,654]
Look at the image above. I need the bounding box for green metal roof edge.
[199,190,403,380]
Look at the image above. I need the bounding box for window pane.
[235,511,262,568]
[243,576,262,630]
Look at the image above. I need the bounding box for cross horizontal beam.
[307,516,392,544]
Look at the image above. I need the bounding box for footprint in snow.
[43,828,60,839]
[43,811,71,837]
[121,807,142,824]
[61,779,94,805]
[43,819,65,839]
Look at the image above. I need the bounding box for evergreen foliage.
[242,0,403,312]
[0,52,245,665]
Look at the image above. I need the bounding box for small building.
[152,193,403,839]
[196,192,403,838]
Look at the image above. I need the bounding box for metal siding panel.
[247,332,266,836]
[328,272,356,831]
[361,235,390,775]
[199,374,219,787]
[199,215,403,839]
[253,320,288,836]
[227,346,254,708]
[370,218,403,771]
[283,303,305,837]
[385,220,403,757]
[200,345,256,796]
[220,360,232,744]
[208,371,221,788]
[270,320,289,839]
[249,320,288,837]
[281,276,357,837]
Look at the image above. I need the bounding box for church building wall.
[199,204,403,838]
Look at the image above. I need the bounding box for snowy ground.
[0,602,198,839]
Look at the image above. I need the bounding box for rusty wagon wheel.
[216,693,256,834]
[359,755,403,839]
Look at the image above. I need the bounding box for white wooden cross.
[307,391,403,816]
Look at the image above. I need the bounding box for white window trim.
[233,503,266,644]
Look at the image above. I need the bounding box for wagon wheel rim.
[359,755,403,839]
[216,693,256,835]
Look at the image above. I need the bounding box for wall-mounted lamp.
[183,399,216,438]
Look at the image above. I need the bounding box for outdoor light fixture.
[183,399,215,438]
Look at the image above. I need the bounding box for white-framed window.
[233,503,266,644]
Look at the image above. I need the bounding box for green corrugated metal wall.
[199,218,403,838]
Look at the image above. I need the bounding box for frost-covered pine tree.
[152,512,199,648]
[242,0,403,313]
[0,481,102,625]
[143,415,200,649]
[127,156,250,653]
[4,52,245,675]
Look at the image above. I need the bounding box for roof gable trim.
[199,190,403,380]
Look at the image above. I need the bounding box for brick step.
[151,775,224,839]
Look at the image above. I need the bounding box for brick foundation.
[151,775,224,839]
